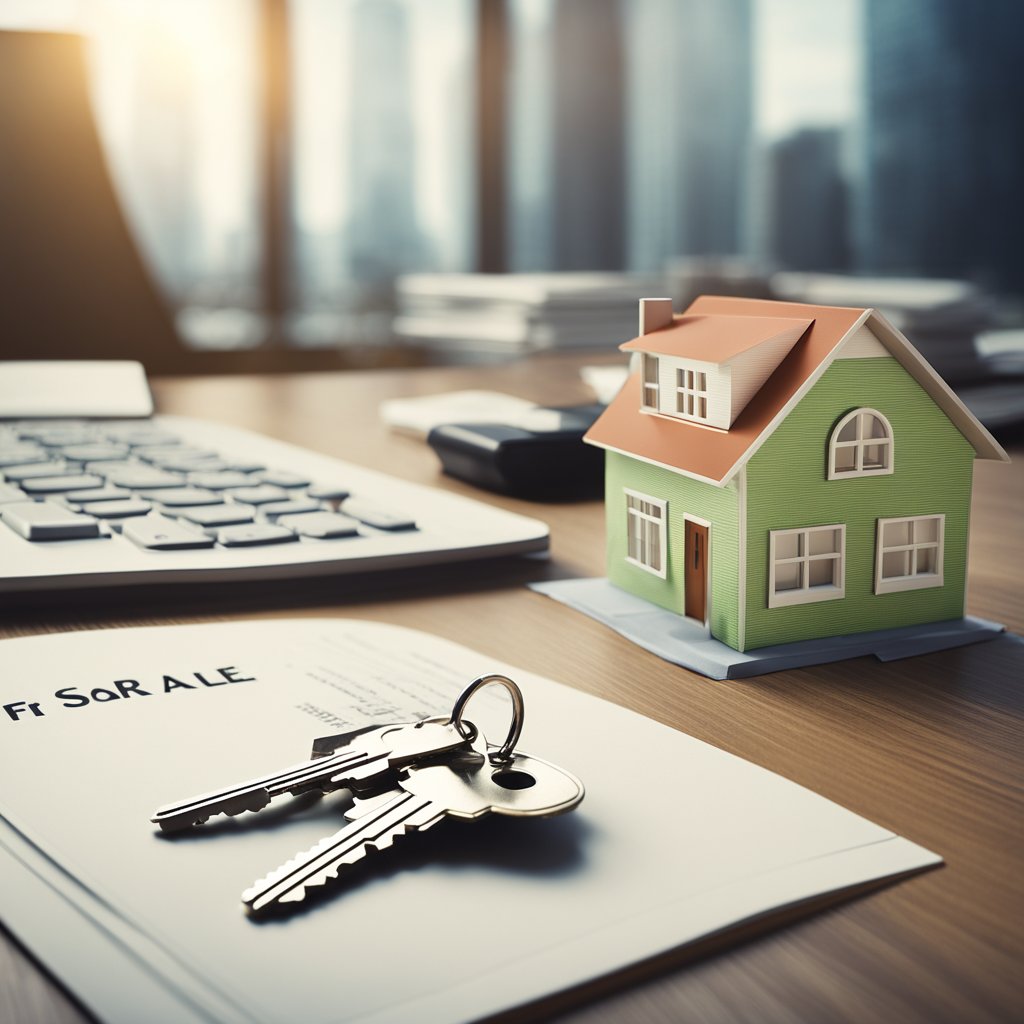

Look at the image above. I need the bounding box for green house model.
[583,295,1009,653]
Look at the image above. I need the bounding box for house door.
[684,519,709,622]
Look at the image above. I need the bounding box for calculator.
[0,364,549,594]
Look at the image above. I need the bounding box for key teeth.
[243,819,413,911]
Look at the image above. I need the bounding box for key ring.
[448,674,524,767]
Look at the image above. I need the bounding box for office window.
[641,354,660,409]
[769,524,845,607]
[288,0,476,346]
[625,490,667,578]
[829,409,894,478]
[875,515,944,594]
[674,365,709,421]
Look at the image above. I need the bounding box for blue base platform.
[530,577,1005,680]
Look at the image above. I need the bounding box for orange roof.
[585,295,869,484]
[619,313,813,364]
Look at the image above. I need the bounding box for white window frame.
[641,354,659,410]
[624,488,668,579]
[828,408,894,479]
[768,524,846,608]
[874,514,945,594]
[673,364,709,422]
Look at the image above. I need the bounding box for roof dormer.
[621,299,813,429]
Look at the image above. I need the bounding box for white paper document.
[0,620,940,1024]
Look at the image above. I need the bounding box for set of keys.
[151,674,584,915]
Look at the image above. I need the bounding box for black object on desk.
[427,404,605,498]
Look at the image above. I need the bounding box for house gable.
[743,353,975,650]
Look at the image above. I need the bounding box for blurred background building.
[1,0,1022,359]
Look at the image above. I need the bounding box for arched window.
[828,408,893,479]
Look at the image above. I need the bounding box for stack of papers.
[0,620,940,1023]
[394,272,666,356]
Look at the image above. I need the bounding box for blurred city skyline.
[1,0,1021,347]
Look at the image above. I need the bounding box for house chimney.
[639,297,673,336]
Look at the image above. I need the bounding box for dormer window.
[828,408,893,479]
[675,366,708,421]
[641,354,659,409]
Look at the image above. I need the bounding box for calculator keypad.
[0,421,417,549]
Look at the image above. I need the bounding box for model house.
[584,295,1008,653]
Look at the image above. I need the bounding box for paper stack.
[394,272,666,357]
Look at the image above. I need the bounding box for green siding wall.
[605,451,741,649]
[744,357,974,649]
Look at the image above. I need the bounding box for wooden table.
[2,355,1022,1024]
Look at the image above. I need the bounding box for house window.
[642,354,660,409]
[674,366,709,420]
[828,408,894,478]
[625,490,667,578]
[769,524,846,607]
[875,515,944,594]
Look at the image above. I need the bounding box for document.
[0,620,940,1024]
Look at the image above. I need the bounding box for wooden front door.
[684,520,709,622]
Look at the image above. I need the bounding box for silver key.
[259,497,322,522]
[242,749,584,914]
[151,720,473,833]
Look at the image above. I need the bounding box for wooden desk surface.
[2,355,1022,1024]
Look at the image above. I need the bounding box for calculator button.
[218,459,265,474]
[80,498,152,519]
[104,429,181,448]
[150,456,227,474]
[216,523,298,547]
[176,504,255,528]
[103,466,185,490]
[123,514,215,551]
[0,500,102,540]
[3,460,70,481]
[18,427,95,446]
[63,485,132,503]
[142,487,221,507]
[20,473,106,494]
[306,483,351,502]
[187,470,253,490]
[278,511,360,539]
[59,443,130,463]
[258,470,310,489]
[341,499,417,531]
[134,445,217,464]
[225,484,288,505]
[259,498,322,521]
[0,446,48,468]
[0,483,28,504]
